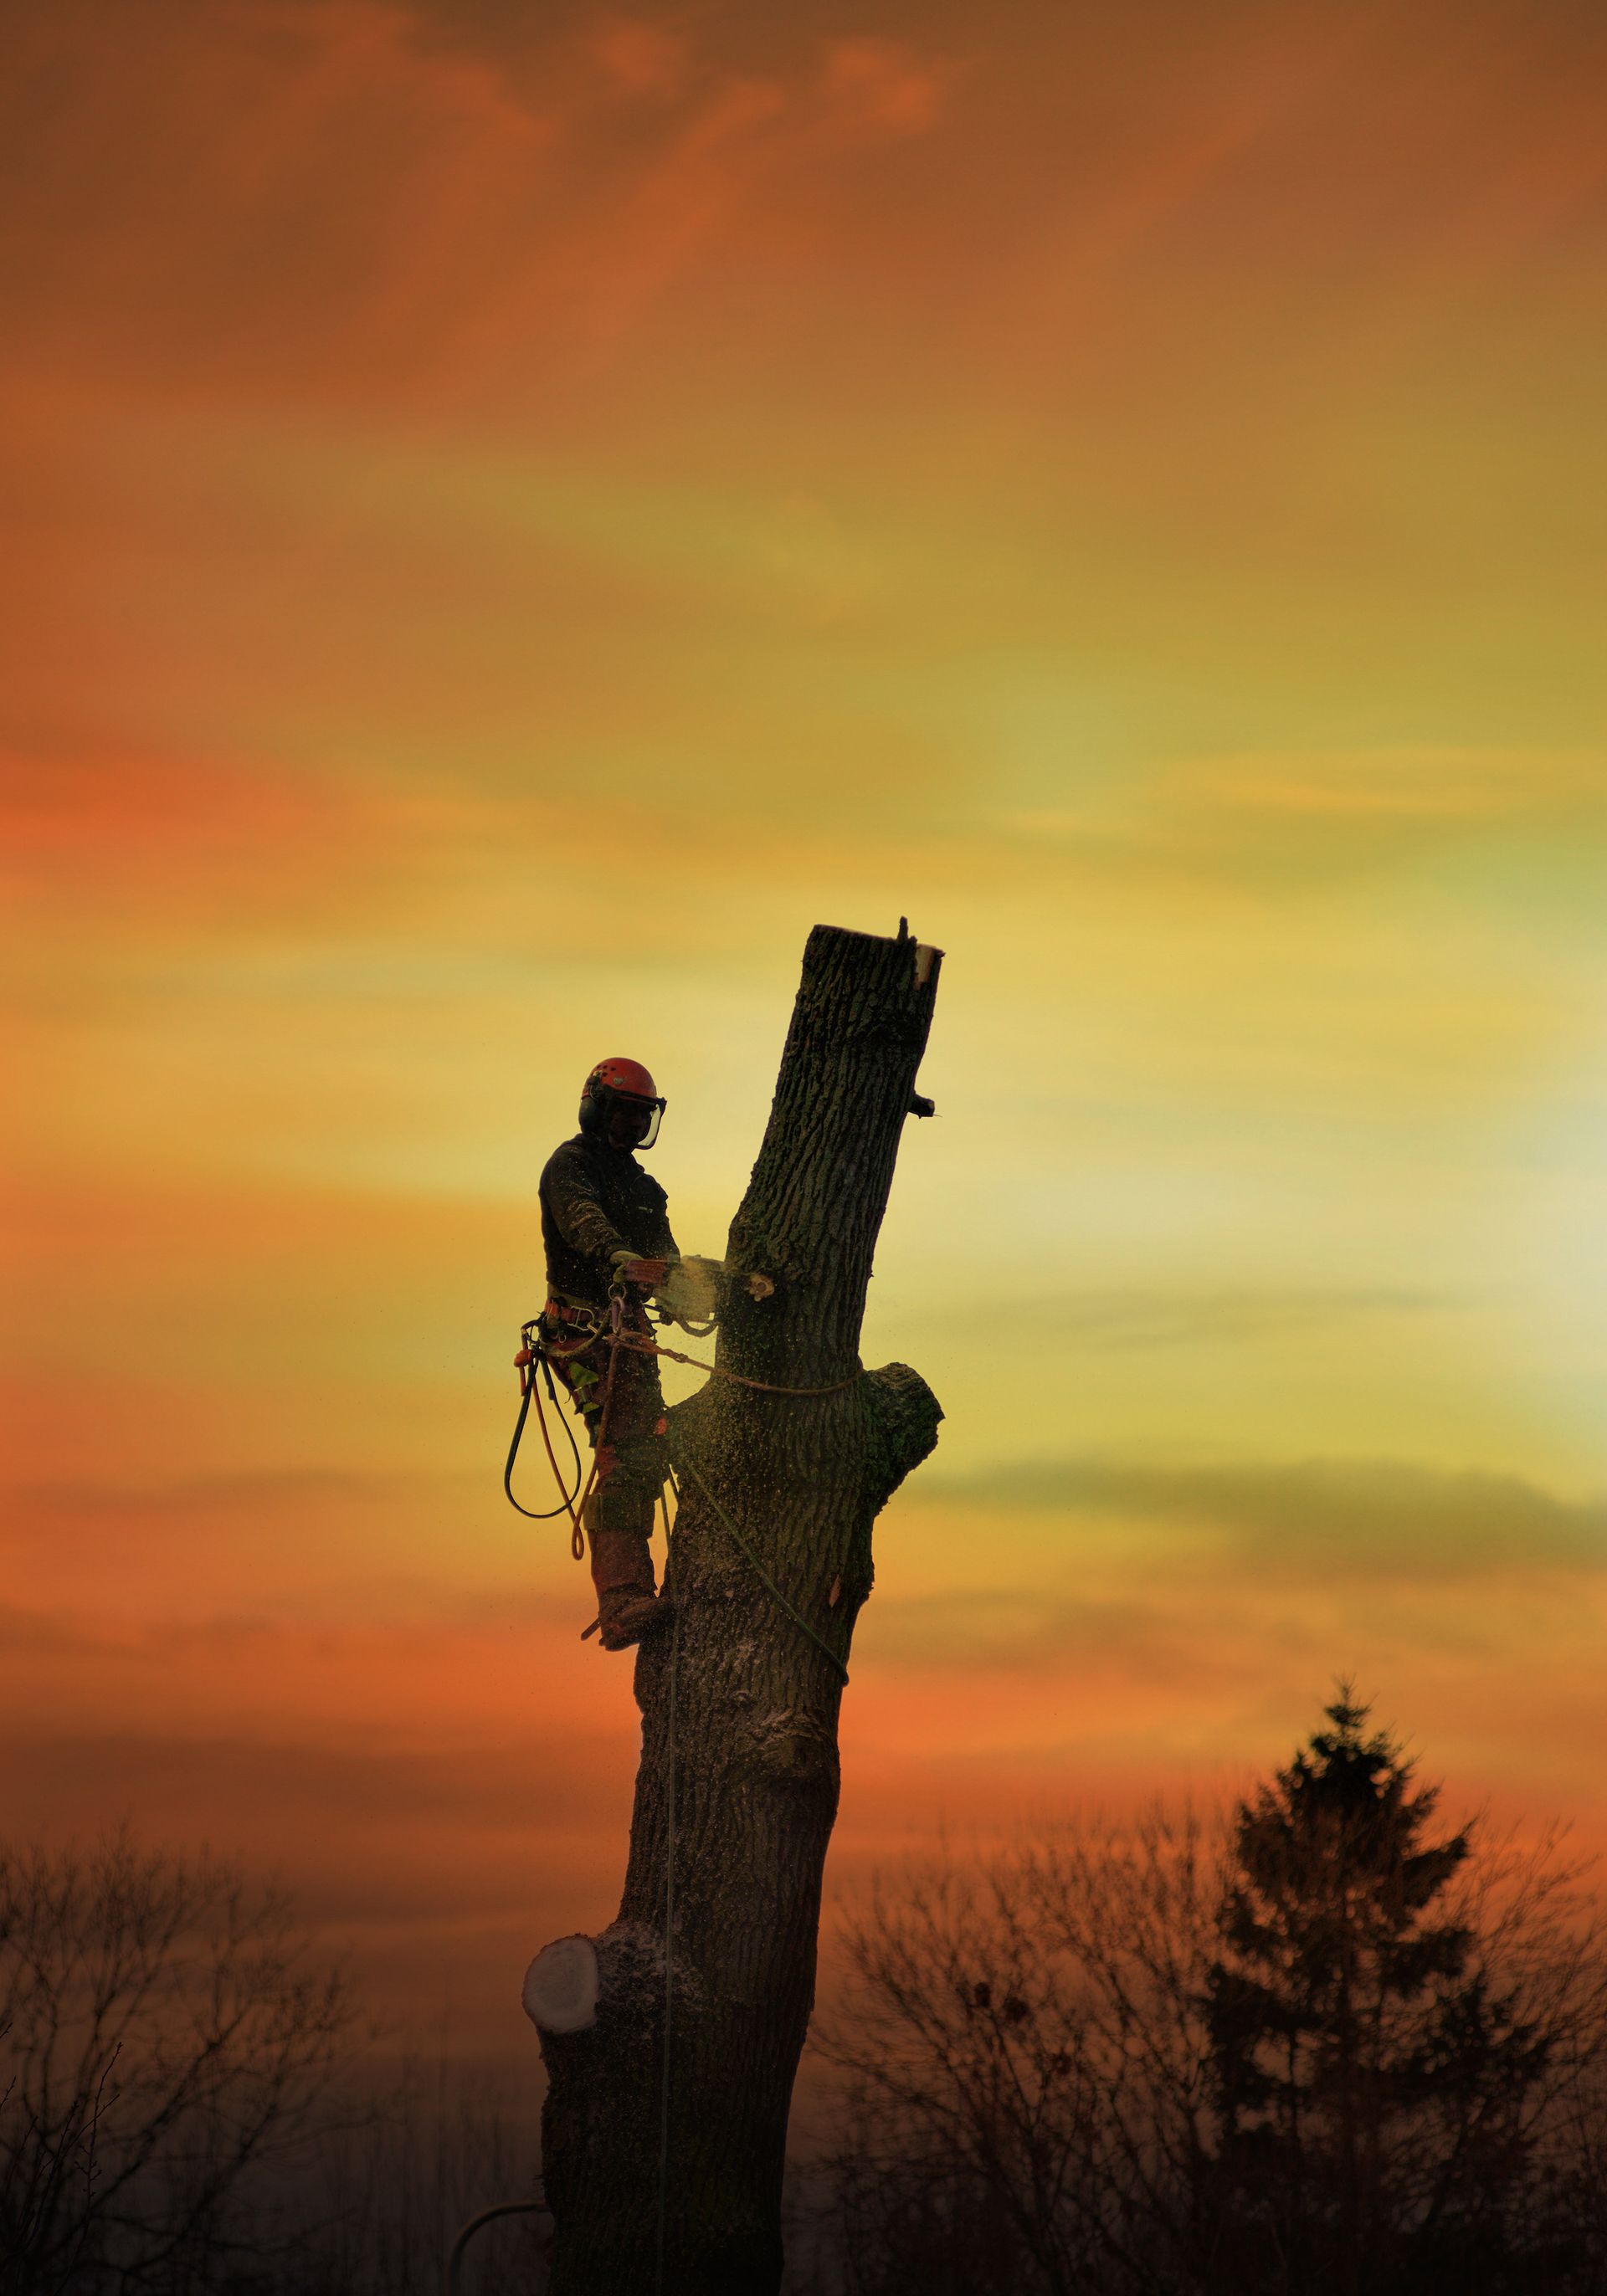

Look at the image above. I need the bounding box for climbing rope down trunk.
[524,920,945,2296]
[505,1289,864,1641]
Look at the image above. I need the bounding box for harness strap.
[504,1304,859,1547]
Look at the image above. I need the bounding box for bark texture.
[535,923,943,2296]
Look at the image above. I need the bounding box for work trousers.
[542,1304,668,1536]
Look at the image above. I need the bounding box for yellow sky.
[3,0,1606,2057]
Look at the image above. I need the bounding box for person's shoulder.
[540,1135,593,1189]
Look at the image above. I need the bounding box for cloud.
[821,38,952,137]
[859,1586,1200,1678]
[0,1604,92,1657]
[926,1456,1607,1581]
[0,1722,600,1842]
[10,1468,426,1518]
[590,18,690,101]
[1008,746,1607,889]
[1007,1284,1450,1351]
[0,0,956,407]
[1188,748,1607,826]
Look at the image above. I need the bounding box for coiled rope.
[502,1350,582,1528]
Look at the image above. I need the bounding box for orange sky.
[3,0,1606,2065]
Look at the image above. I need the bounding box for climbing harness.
[504,1279,854,1666]
[503,1286,859,1550]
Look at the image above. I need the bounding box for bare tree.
[529,922,944,2294]
[819,1808,1220,2296]
[0,1828,354,2295]
[816,1771,1607,2296]
[1420,1819,1607,2295]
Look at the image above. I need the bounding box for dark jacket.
[539,1134,678,1307]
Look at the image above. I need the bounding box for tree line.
[5,1696,1605,2293]
[811,1695,1607,2296]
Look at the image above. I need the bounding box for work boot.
[598,1591,670,1651]
[586,1522,672,1652]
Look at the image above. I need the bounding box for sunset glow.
[4,0,1605,2062]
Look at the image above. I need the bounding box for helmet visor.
[606,1092,663,1150]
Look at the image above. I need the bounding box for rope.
[655,1593,680,2296]
[644,1457,844,2285]
[502,1357,583,1530]
[566,1294,625,1546]
[669,1456,850,1684]
[445,2197,549,2295]
[506,1299,858,1540]
[614,1327,860,1397]
[506,1293,855,1677]
[502,1315,605,1537]
[537,1366,588,1561]
[530,1340,845,2287]
[500,1288,853,2285]
[502,1301,630,1555]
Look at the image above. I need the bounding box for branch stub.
[523,1935,599,2034]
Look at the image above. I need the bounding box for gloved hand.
[611,1250,670,1287]
[652,1256,722,1330]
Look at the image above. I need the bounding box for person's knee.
[607,1435,666,1499]
[591,1432,665,1532]
[589,1474,658,1535]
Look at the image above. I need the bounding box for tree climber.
[537,1057,685,1652]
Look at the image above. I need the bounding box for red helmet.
[579,1057,665,1151]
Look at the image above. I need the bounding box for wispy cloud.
[0,0,955,402]
[1008,746,1607,888]
[1004,1284,1450,1351]
[927,1456,1607,1581]
[8,1468,446,1519]
[859,1586,1199,1678]
[1185,747,1607,825]
[0,1721,598,1846]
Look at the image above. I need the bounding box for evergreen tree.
[1202,1692,1556,2296]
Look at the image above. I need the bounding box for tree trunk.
[530,921,944,2296]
